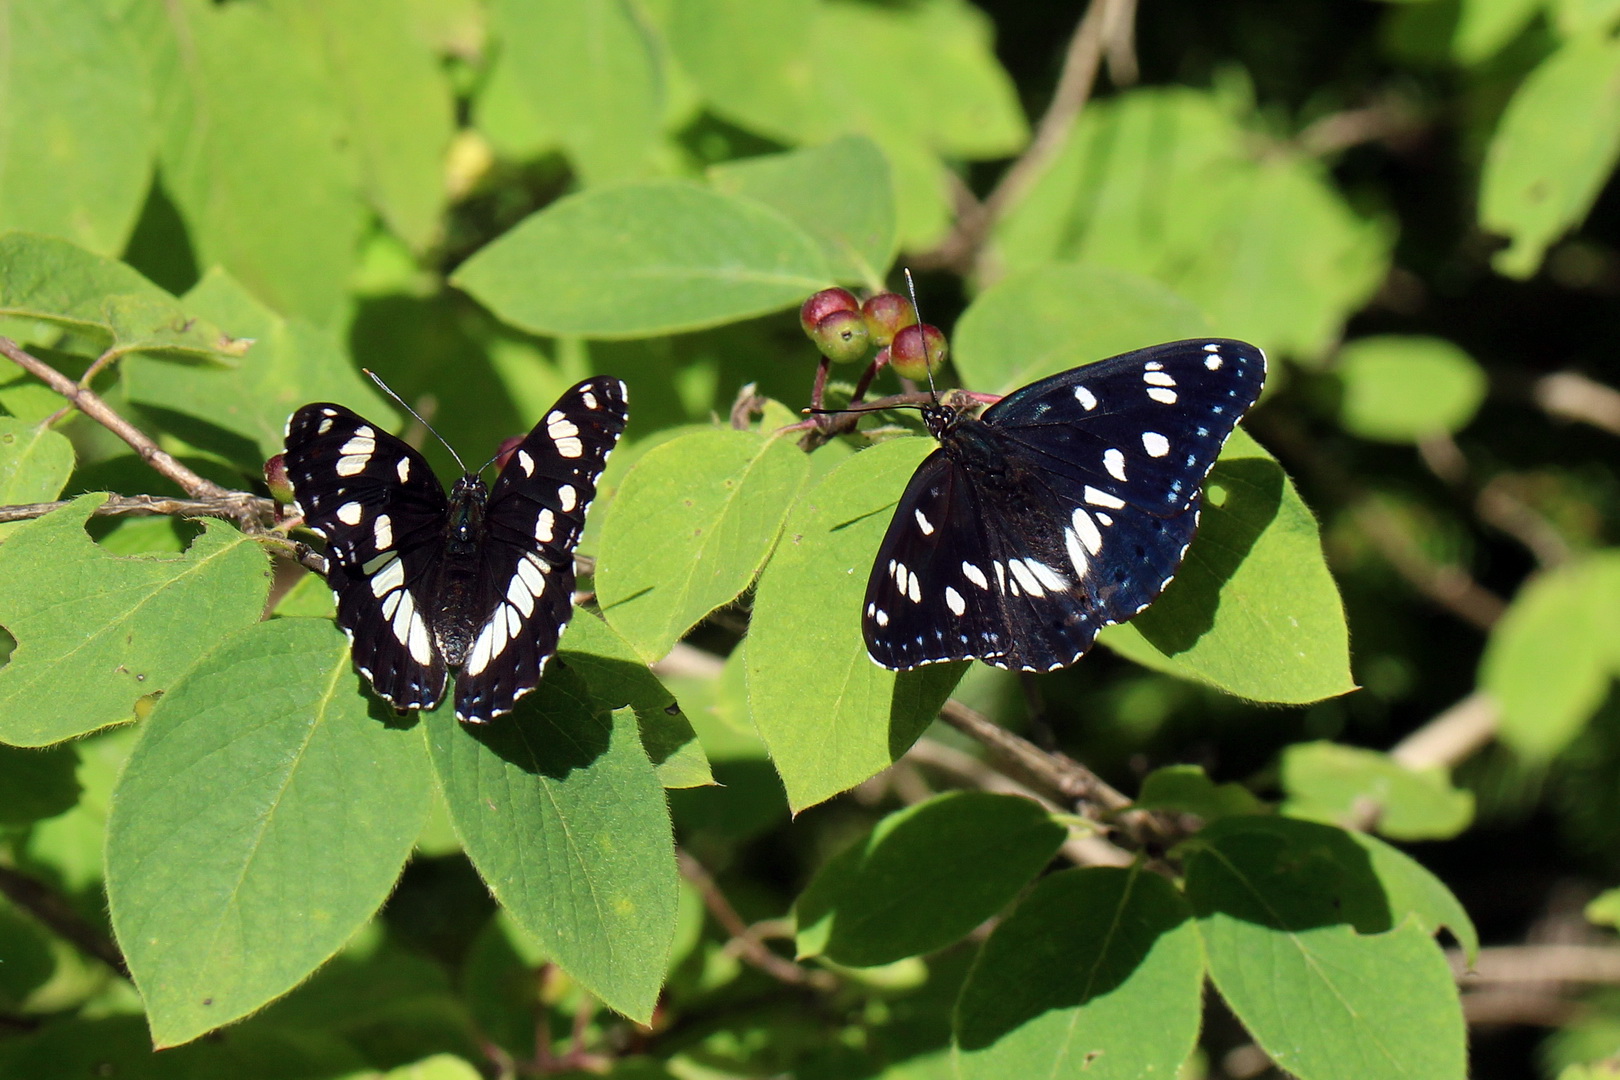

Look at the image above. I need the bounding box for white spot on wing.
[465,624,494,675]
[1144,371,1177,387]
[906,571,921,603]
[516,556,546,596]
[1144,362,1164,371]
[557,484,577,512]
[508,576,535,617]
[534,509,555,543]
[396,458,411,483]
[1023,558,1068,593]
[962,562,989,590]
[1104,449,1127,482]
[371,556,405,597]
[337,455,368,476]
[373,514,393,551]
[1084,486,1125,509]
[1205,354,1223,370]
[1074,385,1098,410]
[555,436,584,458]
[994,561,1008,593]
[945,587,966,616]
[913,509,935,535]
[1143,431,1170,457]
[1065,528,1089,577]
[1073,507,1103,556]
[875,609,889,627]
[318,418,333,435]
[408,615,432,665]
[518,450,535,476]
[340,434,376,457]
[1006,559,1043,597]
[1148,388,1178,404]
[582,391,598,410]
[337,501,362,526]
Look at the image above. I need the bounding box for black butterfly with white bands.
[864,338,1265,673]
[283,377,628,722]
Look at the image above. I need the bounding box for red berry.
[264,453,295,504]
[861,292,916,347]
[799,288,860,338]
[494,434,525,472]
[890,323,948,381]
[813,309,872,363]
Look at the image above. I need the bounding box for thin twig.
[0,493,274,526]
[0,865,129,978]
[938,700,1128,811]
[1534,370,1620,437]
[0,337,227,499]
[1390,691,1500,771]
[1453,944,1620,985]
[1349,501,1505,630]
[675,850,836,992]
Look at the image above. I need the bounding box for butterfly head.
[447,474,488,550]
[922,401,961,442]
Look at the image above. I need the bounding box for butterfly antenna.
[903,268,941,403]
[362,368,470,474]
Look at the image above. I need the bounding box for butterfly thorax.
[431,474,490,666]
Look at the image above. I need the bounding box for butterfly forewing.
[454,377,628,722]
[864,338,1264,672]
[283,403,450,708]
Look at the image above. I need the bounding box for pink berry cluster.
[798,287,949,382]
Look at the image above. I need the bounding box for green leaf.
[1099,428,1356,704]
[1481,32,1620,278]
[991,88,1388,360]
[1135,764,1266,821]
[598,428,810,662]
[954,866,1204,1080]
[124,268,396,467]
[487,0,664,185]
[425,683,676,1022]
[0,743,79,826]
[0,418,74,540]
[0,1,155,256]
[1281,741,1474,840]
[0,232,242,362]
[794,792,1065,966]
[1349,829,1479,963]
[0,495,271,747]
[1336,336,1487,442]
[452,181,831,338]
[382,1055,486,1080]
[1480,552,1620,759]
[276,0,455,251]
[1586,887,1620,929]
[155,0,364,324]
[1451,0,1543,64]
[952,264,1210,394]
[558,610,713,789]
[1185,817,1467,1080]
[666,0,818,144]
[105,617,432,1048]
[748,438,966,812]
[709,136,898,289]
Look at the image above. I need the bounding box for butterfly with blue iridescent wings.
[863,339,1265,673]
[283,378,628,722]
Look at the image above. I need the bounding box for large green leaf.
[453,181,830,338]
[1100,428,1355,703]
[0,418,74,540]
[275,0,455,251]
[597,427,810,662]
[952,264,1210,394]
[123,268,396,467]
[1481,32,1620,278]
[558,610,712,789]
[0,1,154,256]
[0,232,241,362]
[425,678,676,1023]
[991,88,1387,361]
[106,618,430,1047]
[709,136,898,289]
[0,495,270,747]
[748,438,966,812]
[794,792,1065,966]
[955,867,1204,1080]
[154,0,364,324]
[1480,551,1620,759]
[1335,336,1487,442]
[1185,817,1467,1080]
[487,0,663,185]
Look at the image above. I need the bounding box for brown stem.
[0,865,129,978]
[1389,690,1499,772]
[0,337,227,499]
[808,356,831,412]
[675,850,836,992]
[938,699,1130,813]
[1533,370,1620,437]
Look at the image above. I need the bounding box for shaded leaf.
[106,618,431,1047]
[0,495,270,747]
[795,792,1064,966]
[954,867,1204,1080]
[0,418,74,540]
[1135,763,1266,821]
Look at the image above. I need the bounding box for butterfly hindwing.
[864,338,1264,672]
[455,377,628,722]
[283,403,450,708]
